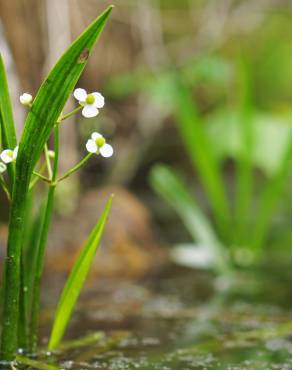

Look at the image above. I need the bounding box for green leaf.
[169,76,231,242]
[206,108,292,177]
[233,57,254,245]
[252,137,292,251]
[149,165,229,273]
[48,195,113,351]
[16,355,58,370]
[18,5,113,180]
[0,55,17,149]
[0,54,17,184]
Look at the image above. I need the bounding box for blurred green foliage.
[106,4,292,271]
[149,71,292,271]
[108,46,292,270]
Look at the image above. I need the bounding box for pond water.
[36,264,292,369]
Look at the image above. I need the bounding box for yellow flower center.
[86,94,95,104]
[95,137,105,148]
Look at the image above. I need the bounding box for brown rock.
[0,187,167,279]
[46,187,167,279]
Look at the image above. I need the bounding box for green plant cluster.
[0,6,113,366]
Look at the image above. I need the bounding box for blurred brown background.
[2,0,292,277]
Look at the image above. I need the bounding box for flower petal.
[0,150,14,163]
[86,139,98,153]
[91,132,103,140]
[74,88,87,102]
[13,146,19,160]
[100,143,113,158]
[82,105,99,118]
[92,92,105,108]
[0,162,7,173]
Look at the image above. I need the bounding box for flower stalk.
[0,175,11,201]
[56,153,92,183]
[29,126,60,353]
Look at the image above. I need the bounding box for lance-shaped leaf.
[0,55,17,149]
[48,195,113,350]
[170,76,231,242]
[0,54,17,185]
[19,5,113,180]
[150,165,228,273]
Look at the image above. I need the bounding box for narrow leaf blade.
[233,57,254,245]
[17,5,113,188]
[149,165,228,272]
[252,137,292,251]
[0,54,17,149]
[48,195,113,350]
[170,76,231,242]
[0,54,17,184]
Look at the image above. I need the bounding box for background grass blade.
[251,136,292,252]
[233,57,254,246]
[170,76,231,242]
[48,195,113,351]
[150,165,229,273]
[0,6,113,360]
[0,54,17,186]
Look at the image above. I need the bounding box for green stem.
[17,254,28,351]
[16,355,58,370]
[32,171,51,184]
[57,106,82,123]
[56,153,92,183]
[44,144,53,180]
[29,162,48,190]
[0,175,11,201]
[0,175,28,360]
[29,127,60,353]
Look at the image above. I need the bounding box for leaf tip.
[104,4,114,16]
[106,193,114,209]
[108,193,115,207]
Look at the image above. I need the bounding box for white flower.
[73,88,104,118]
[86,132,113,158]
[0,162,7,173]
[0,146,18,164]
[20,93,33,106]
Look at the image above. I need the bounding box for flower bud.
[20,93,33,106]
[48,150,55,159]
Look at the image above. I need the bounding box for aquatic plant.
[150,64,292,272]
[106,52,292,272]
[0,5,113,366]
